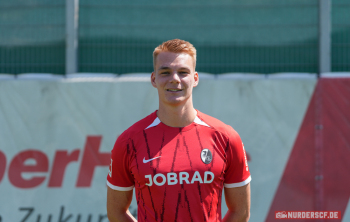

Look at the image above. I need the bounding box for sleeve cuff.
[107,180,134,191]
[224,175,251,188]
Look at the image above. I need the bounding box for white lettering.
[204,171,214,183]
[191,171,203,184]
[144,171,214,186]
[153,173,166,186]
[167,173,178,185]
[179,172,190,184]
[145,175,152,186]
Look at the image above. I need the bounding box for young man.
[107,39,251,222]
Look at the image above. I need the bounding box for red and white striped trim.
[145,116,210,130]
[107,181,134,191]
[224,175,251,188]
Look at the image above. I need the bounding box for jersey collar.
[145,110,210,131]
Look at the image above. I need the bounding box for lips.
[167,89,182,92]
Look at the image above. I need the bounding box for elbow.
[238,209,250,222]
[107,209,121,222]
[224,209,250,222]
[107,212,116,222]
[245,211,250,222]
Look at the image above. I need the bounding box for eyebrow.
[158,66,170,71]
[158,66,191,71]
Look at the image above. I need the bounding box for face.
[151,51,198,108]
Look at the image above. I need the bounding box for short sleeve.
[224,127,251,188]
[106,134,135,191]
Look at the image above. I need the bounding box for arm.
[107,187,137,222]
[223,183,251,222]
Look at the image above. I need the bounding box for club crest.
[201,149,212,164]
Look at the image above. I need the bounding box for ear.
[193,72,199,87]
[151,72,157,88]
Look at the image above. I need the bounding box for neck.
[157,102,197,127]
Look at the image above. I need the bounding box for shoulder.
[116,111,158,145]
[197,110,240,139]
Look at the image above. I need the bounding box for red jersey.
[107,110,251,222]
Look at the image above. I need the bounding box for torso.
[107,110,251,222]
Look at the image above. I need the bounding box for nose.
[170,72,181,83]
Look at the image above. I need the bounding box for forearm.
[108,209,137,222]
[223,209,250,222]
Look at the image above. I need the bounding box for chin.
[161,95,191,106]
[167,100,184,105]
[163,98,186,105]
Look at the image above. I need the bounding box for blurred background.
[0,1,349,222]
[0,0,349,75]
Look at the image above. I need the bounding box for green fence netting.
[79,0,319,74]
[1,0,349,74]
[0,0,65,74]
[332,0,350,72]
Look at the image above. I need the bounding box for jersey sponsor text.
[145,171,214,186]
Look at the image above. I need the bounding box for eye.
[160,71,170,75]
[179,71,189,75]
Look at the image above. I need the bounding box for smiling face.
[151,51,199,108]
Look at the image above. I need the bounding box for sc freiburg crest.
[201,149,212,164]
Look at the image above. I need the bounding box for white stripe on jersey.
[194,116,211,127]
[145,117,161,129]
[224,175,251,188]
[107,180,134,191]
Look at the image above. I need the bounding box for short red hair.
[153,39,197,70]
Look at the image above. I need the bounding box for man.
[107,39,251,222]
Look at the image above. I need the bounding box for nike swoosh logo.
[143,156,161,163]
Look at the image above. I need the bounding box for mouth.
[166,89,182,92]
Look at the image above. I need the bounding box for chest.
[129,129,227,187]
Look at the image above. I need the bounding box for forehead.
[155,52,194,70]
